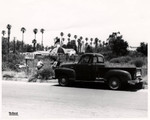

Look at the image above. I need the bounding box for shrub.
[136,42,148,56]
[103,51,117,61]
[128,51,144,58]
[3,74,14,78]
[110,56,132,63]
[37,66,54,79]
[108,35,129,56]
[2,53,24,71]
[109,58,120,63]
[131,59,145,67]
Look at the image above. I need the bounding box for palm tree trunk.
[22,33,24,52]
[79,44,81,53]
[34,43,36,51]
[7,38,10,54]
[41,33,43,50]
[7,31,10,54]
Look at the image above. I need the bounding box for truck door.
[93,55,105,80]
[75,55,94,80]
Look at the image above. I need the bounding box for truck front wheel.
[58,76,69,86]
[108,77,121,90]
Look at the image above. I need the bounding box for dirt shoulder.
[2,71,57,83]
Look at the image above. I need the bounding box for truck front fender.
[104,69,132,83]
[55,67,76,80]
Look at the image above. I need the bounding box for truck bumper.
[128,77,143,85]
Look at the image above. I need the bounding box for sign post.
[25,52,35,76]
[25,52,35,60]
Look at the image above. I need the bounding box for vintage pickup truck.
[55,53,143,90]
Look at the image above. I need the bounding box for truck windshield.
[93,56,104,63]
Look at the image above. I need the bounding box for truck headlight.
[136,69,142,77]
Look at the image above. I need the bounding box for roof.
[64,48,76,52]
[83,53,104,57]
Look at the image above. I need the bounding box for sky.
[0,0,150,47]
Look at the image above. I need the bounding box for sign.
[25,52,34,59]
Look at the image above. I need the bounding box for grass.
[2,71,27,81]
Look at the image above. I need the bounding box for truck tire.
[58,76,69,86]
[108,77,121,90]
[135,82,143,89]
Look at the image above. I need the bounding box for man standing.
[36,59,44,70]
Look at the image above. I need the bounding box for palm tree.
[2,30,6,37]
[74,35,77,40]
[32,39,37,51]
[77,39,81,53]
[33,28,38,51]
[7,24,11,54]
[79,36,83,53]
[94,38,99,52]
[67,33,71,46]
[103,41,105,47]
[80,36,83,40]
[21,27,26,52]
[40,28,45,50]
[90,38,93,46]
[60,32,64,46]
[33,28,38,39]
[85,37,88,46]
[60,32,64,37]
[99,40,102,47]
[68,38,70,42]
[68,33,71,38]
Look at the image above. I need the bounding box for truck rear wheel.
[135,82,143,89]
[58,76,69,86]
[108,77,121,90]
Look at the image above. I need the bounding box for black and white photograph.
[0,0,149,119]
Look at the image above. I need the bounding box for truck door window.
[79,56,90,64]
[97,56,104,63]
[93,56,98,63]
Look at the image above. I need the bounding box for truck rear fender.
[104,69,132,83]
[55,68,76,80]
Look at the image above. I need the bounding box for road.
[2,80,148,119]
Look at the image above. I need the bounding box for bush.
[28,66,54,82]
[109,35,129,56]
[110,56,132,63]
[2,53,24,71]
[109,58,120,63]
[136,42,148,56]
[102,51,117,61]
[131,59,145,67]
[39,67,54,79]
[128,51,144,58]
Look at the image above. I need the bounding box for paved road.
[2,80,148,119]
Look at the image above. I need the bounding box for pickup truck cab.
[55,53,143,90]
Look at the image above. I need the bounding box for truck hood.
[60,62,76,68]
